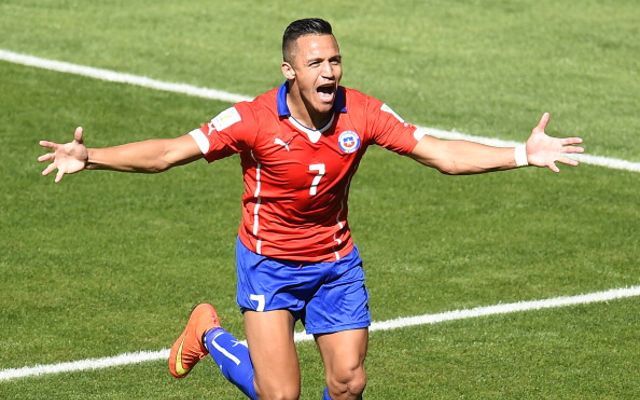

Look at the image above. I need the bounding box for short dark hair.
[282,18,333,63]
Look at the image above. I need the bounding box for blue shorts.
[235,238,371,335]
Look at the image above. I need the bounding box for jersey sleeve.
[188,103,257,162]
[366,99,420,155]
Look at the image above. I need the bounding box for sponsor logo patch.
[338,131,361,154]
[209,106,242,133]
[380,103,404,123]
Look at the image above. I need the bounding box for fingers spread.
[38,153,54,162]
[42,163,57,176]
[536,112,550,131]
[563,146,584,154]
[55,170,65,183]
[561,137,583,146]
[557,156,580,167]
[73,127,84,144]
[39,140,56,150]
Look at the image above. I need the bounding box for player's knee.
[346,375,366,398]
[327,368,367,399]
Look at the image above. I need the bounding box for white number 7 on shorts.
[249,294,266,312]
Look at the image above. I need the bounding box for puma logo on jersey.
[274,137,293,152]
[206,121,216,136]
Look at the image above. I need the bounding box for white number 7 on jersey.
[308,163,326,196]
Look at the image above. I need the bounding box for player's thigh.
[244,309,301,399]
[315,328,368,390]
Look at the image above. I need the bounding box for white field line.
[0,50,252,104]
[2,285,640,382]
[1,49,638,173]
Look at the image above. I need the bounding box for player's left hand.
[525,113,584,173]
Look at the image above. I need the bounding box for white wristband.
[514,144,529,167]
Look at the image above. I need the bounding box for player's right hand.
[38,127,89,183]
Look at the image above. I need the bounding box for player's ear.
[281,62,296,80]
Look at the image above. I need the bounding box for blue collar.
[276,81,347,117]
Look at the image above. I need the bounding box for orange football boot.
[169,303,221,378]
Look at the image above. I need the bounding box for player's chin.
[315,93,335,111]
[313,102,334,116]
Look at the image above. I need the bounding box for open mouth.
[317,84,336,103]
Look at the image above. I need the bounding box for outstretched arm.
[38,127,203,183]
[408,113,584,175]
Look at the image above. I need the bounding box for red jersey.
[189,83,419,262]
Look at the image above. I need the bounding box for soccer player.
[38,18,583,400]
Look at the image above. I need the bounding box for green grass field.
[1,0,639,399]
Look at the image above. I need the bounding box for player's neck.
[286,92,333,130]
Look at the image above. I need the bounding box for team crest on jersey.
[338,131,361,154]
